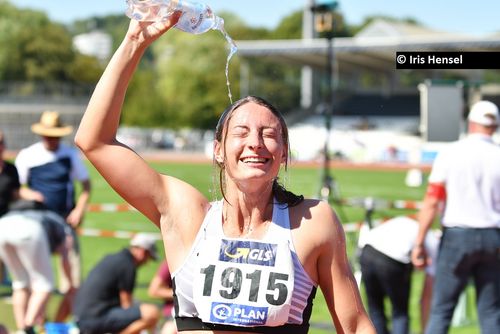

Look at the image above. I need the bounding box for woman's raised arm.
[75,15,184,226]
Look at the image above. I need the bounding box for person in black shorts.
[0,130,20,287]
[0,130,20,217]
[73,233,160,334]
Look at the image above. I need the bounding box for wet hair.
[214,96,303,207]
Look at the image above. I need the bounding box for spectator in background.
[0,130,20,286]
[359,216,440,334]
[73,233,160,334]
[0,204,74,334]
[148,260,176,334]
[0,130,20,216]
[412,100,500,334]
[15,111,91,321]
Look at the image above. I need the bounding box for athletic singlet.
[172,200,317,333]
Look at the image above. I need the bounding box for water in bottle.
[126,0,237,103]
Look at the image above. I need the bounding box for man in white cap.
[411,100,500,334]
[73,233,160,334]
[15,110,91,321]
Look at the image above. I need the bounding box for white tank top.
[172,200,317,333]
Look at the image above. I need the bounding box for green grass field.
[0,159,479,333]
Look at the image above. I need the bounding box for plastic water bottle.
[126,0,237,103]
[126,0,223,34]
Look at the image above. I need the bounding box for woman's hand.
[125,11,182,47]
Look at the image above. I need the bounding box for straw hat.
[31,111,73,137]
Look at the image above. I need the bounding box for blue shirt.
[15,142,89,217]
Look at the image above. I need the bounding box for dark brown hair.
[214,96,303,207]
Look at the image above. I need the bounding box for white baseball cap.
[468,100,499,126]
[130,233,159,260]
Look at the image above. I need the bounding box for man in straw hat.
[15,110,92,321]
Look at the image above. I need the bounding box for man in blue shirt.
[15,110,91,321]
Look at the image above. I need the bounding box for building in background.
[73,30,112,63]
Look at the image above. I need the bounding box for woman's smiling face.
[215,101,286,187]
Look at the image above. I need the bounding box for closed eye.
[229,126,249,137]
[263,129,278,138]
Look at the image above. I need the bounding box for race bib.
[193,237,294,327]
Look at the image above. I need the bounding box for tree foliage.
[142,10,308,129]
[3,1,453,129]
[0,0,102,84]
[122,69,167,126]
[152,26,241,129]
[271,11,303,39]
[67,10,271,129]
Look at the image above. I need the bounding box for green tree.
[66,54,103,84]
[483,70,500,84]
[0,1,53,80]
[152,28,240,129]
[120,11,283,129]
[234,10,306,113]
[122,69,168,126]
[0,1,102,84]
[271,10,303,39]
[19,23,75,81]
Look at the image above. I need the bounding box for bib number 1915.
[200,265,289,306]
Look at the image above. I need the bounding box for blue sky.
[10,0,500,36]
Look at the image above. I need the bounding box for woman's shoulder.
[291,198,335,218]
[289,199,339,234]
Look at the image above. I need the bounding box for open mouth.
[240,157,269,164]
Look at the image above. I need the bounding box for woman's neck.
[222,193,274,238]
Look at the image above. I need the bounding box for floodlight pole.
[320,33,334,202]
[311,1,338,203]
